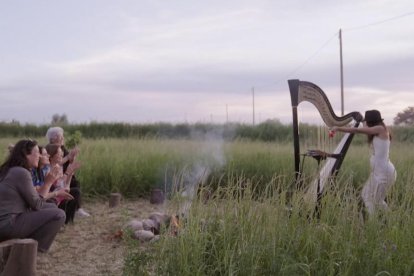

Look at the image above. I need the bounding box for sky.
[1,0,413,126]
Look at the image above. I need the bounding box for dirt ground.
[36,198,166,276]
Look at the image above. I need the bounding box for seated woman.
[45,144,81,224]
[46,127,90,217]
[0,139,65,253]
[32,146,74,202]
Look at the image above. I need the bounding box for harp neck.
[289,79,363,126]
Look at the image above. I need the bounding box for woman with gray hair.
[46,127,90,217]
[46,127,77,164]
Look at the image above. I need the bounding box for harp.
[288,79,363,207]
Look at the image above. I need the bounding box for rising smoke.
[178,126,230,216]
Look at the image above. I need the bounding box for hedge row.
[0,121,412,143]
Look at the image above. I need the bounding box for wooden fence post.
[0,238,38,276]
[109,193,122,208]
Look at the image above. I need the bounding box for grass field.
[118,139,414,275]
[2,137,414,275]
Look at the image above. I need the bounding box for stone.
[142,219,156,232]
[134,230,154,242]
[127,219,143,231]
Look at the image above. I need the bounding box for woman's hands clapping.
[66,161,81,176]
[44,164,62,186]
[55,189,74,200]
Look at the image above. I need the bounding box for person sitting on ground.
[0,139,66,253]
[46,126,90,217]
[32,146,74,202]
[45,144,81,224]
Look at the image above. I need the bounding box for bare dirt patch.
[36,198,166,275]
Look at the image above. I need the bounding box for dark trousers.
[6,203,65,252]
[69,176,82,208]
[59,187,80,224]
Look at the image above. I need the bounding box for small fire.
[103,229,123,241]
[170,215,180,236]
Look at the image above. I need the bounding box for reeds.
[125,170,414,275]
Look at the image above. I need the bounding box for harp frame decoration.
[288,79,363,206]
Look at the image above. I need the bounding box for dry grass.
[36,198,167,276]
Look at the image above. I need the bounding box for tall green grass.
[0,138,412,199]
[125,169,414,275]
[117,139,414,275]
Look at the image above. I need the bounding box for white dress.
[361,136,397,214]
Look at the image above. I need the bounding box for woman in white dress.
[332,109,397,215]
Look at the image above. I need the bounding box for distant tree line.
[394,106,414,126]
[0,120,290,141]
[0,119,413,143]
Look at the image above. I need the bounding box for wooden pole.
[226,104,228,124]
[150,189,165,204]
[339,29,344,116]
[109,193,122,208]
[0,239,38,276]
[252,87,255,125]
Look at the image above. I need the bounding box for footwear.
[76,208,91,217]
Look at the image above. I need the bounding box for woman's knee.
[42,202,59,209]
[53,208,66,222]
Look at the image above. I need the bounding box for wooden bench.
[0,238,37,276]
